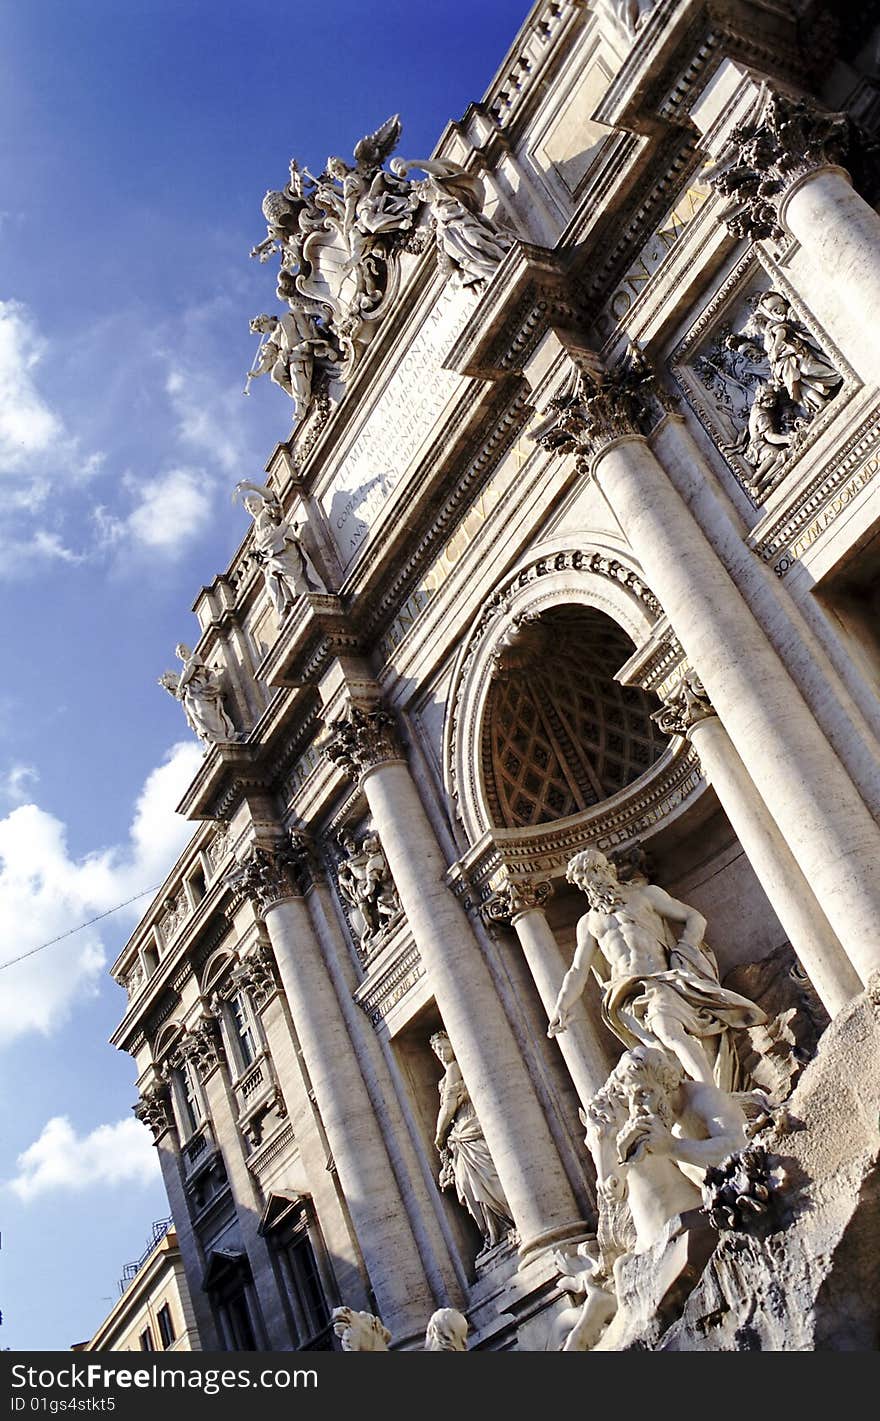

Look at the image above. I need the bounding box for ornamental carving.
[321,705,403,781]
[223,838,312,917]
[227,944,278,1011]
[673,263,845,504]
[336,828,402,956]
[482,877,553,924]
[134,1085,172,1142]
[709,85,851,243]
[248,116,511,431]
[531,344,676,470]
[178,1017,225,1082]
[652,671,715,738]
[702,1144,787,1234]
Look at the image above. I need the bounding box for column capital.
[709,83,853,242]
[532,343,676,470]
[652,670,716,738]
[133,1084,173,1143]
[482,876,553,925]
[223,836,314,918]
[320,703,404,781]
[177,1015,226,1083]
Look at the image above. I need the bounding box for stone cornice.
[443,242,581,381]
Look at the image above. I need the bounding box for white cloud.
[0,300,63,475]
[0,740,203,1047]
[95,466,215,558]
[8,1115,160,1202]
[166,363,253,474]
[0,762,39,806]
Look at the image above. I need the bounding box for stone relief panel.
[671,256,848,504]
[334,826,403,960]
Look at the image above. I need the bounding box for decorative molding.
[481,876,553,925]
[709,84,853,243]
[321,704,403,781]
[651,671,715,738]
[531,344,676,470]
[133,1086,173,1143]
[353,936,425,1028]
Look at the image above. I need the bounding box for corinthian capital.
[321,704,403,781]
[482,876,553,924]
[223,837,312,917]
[652,671,715,737]
[134,1085,172,1142]
[709,85,851,242]
[532,343,674,469]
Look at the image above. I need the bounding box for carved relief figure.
[336,829,401,950]
[391,157,511,286]
[430,1030,513,1251]
[158,644,237,748]
[737,291,841,414]
[233,480,326,616]
[549,849,767,1091]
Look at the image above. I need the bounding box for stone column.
[536,355,880,993]
[134,1086,220,1349]
[655,674,862,1016]
[708,83,880,378]
[483,878,609,1107]
[230,842,435,1344]
[323,707,586,1259]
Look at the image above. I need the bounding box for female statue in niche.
[430,1030,513,1251]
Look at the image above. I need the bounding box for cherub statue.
[549,848,767,1091]
[233,480,327,617]
[430,1030,513,1251]
[159,644,237,749]
[391,156,511,285]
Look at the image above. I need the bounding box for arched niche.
[444,542,704,854]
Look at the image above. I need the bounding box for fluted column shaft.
[668,700,861,1014]
[262,892,435,1342]
[498,896,610,1107]
[593,433,880,992]
[358,755,584,1257]
[780,168,880,380]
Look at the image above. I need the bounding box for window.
[204,1253,260,1351]
[229,991,258,1071]
[260,1195,335,1349]
[138,1327,155,1352]
[176,1058,202,1139]
[157,1302,175,1350]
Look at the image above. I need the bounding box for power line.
[0,886,160,972]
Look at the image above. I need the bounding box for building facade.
[111,0,880,1351]
[74,1225,199,1353]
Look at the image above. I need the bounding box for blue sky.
[0,0,531,1350]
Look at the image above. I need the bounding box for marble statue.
[430,1030,513,1251]
[337,829,401,949]
[246,301,338,422]
[158,645,237,748]
[331,1306,391,1351]
[549,848,767,1091]
[555,1044,748,1349]
[233,480,326,616]
[424,1308,469,1351]
[598,0,656,37]
[391,157,511,286]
